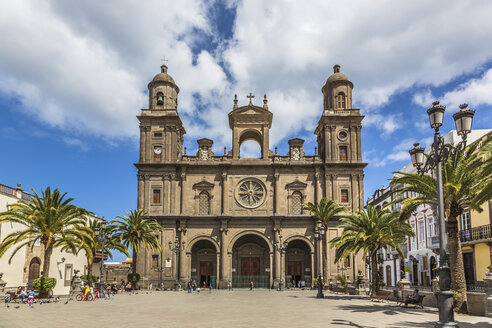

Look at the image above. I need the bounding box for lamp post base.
[435,290,458,328]
[174,280,180,291]
[278,281,283,291]
[316,292,324,299]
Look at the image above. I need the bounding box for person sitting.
[403,289,421,308]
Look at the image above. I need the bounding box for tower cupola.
[148,64,180,110]
[321,64,353,111]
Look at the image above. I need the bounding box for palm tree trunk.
[132,248,137,274]
[447,218,468,313]
[322,233,328,286]
[87,257,93,278]
[131,249,137,290]
[42,246,53,278]
[371,252,379,297]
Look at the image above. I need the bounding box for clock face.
[154,147,162,154]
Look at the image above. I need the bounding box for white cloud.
[442,68,492,111]
[413,89,435,108]
[1,0,492,146]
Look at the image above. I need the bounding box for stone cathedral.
[135,64,367,289]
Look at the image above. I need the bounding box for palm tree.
[303,198,350,285]
[390,136,491,313]
[76,219,129,278]
[330,205,414,296]
[111,210,162,284]
[0,187,91,278]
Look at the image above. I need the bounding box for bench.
[370,290,392,302]
[398,295,426,308]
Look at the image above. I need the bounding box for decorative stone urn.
[0,273,6,293]
[484,265,492,317]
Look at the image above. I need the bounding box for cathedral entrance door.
[200,261,214,288]
[287,261,302,287]
[241,257,260,276]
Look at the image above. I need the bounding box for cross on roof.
[161,57,168,65]
[247,92,255,104]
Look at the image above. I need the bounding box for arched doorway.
[190,240,218,288]
[430,256,437,280]
[385,265,392,287]
[232,234,271,288]
[28,258,41,285]
[412,259,419,285]
[285,239,312,288]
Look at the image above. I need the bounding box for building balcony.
[427,235,440,249]
[460,224,492,245]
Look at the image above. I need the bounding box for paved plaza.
[1,290,491,328]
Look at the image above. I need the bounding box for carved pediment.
[192,180,215,190]
[285,179,308,190]
[229,104,273,128]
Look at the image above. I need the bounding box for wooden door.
[287,261,302,276]
[28,258,41,282]
[241,257,260,276]
[200,261,214,275]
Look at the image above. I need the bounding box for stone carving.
[200,147,209,160]
[292,147,300,160]
[236,179,266,209]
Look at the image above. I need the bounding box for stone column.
[274,228,280,287]
[314,169,319,204]
[178,229,187,282]
[137,174,144,210]
[143,175,150,212]
[330,126,336,161]
[350,125,357,162]
[351,174,357,210]
[332,174,337,203]
[221,171,227,214]
[219,221,230,289]
[274,171,280,214]
[139,125,145,162]
[358,174,364,211]
[170,174,176,214]
[269,252,273,288]
[216,253,220,288]
[311,252,315,286]
[356,125,362,161]
[164,175,170,214]
[180,171,186,215]
[324,174,331,199]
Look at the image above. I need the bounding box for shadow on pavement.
[335,303,430,316]
[323,294,365,301]
[391,321,492,328]
[331,319,373,327]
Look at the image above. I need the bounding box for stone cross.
[247,92,255,104]
[161,57,168,65]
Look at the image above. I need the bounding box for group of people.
[4,287,36,307]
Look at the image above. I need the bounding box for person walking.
[27,289,35,307]
[228,281,232,291]
[187,280,192,293]
[4,291,10,307]
[149,283,153,291]
[192,280,197,291]
[209,283,213,292]
[250,281,254,290]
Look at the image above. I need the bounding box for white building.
[0,183,102,295]
[367,129,491,288]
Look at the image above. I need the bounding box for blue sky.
[1,1,491,262]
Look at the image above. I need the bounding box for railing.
[21,191,32,200]
[0,183,15,196]
[460,224,492,242]
[232,275,269,289]
[427,235,440,248]
[466,281,485,292]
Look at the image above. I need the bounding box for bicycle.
[75,292,93,301]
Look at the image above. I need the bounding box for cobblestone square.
[1,290,491,328]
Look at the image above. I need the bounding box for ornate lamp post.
[315,220,326,298]
[274,235,288,291]
[169,235,185,291]
[409,101,475,327]
[95,220,112,299]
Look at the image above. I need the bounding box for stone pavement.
[1,290,491,328]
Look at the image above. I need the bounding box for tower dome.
[148,64,179,110]
[322,64,353,111]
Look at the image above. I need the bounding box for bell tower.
[137,64,185,164]
[228,93,273,159]
[315,65,363,163]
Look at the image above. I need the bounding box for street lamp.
[409,101,475,328]
[315,220,326,298]
[95,220,112,299]
[169,235,185,291]
[273,235,288,291]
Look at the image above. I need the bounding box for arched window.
[199,191,210,215]
[337,93,346,109]
[292,191,302,215]
[339,146,348,161]
[156,92,164,106]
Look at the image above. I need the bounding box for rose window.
[236,179,266,208]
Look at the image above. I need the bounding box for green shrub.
[127,273,141,284]
[32,277,56,292]
[335,274,349,294]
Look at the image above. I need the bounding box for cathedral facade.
[135,64,366,289]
